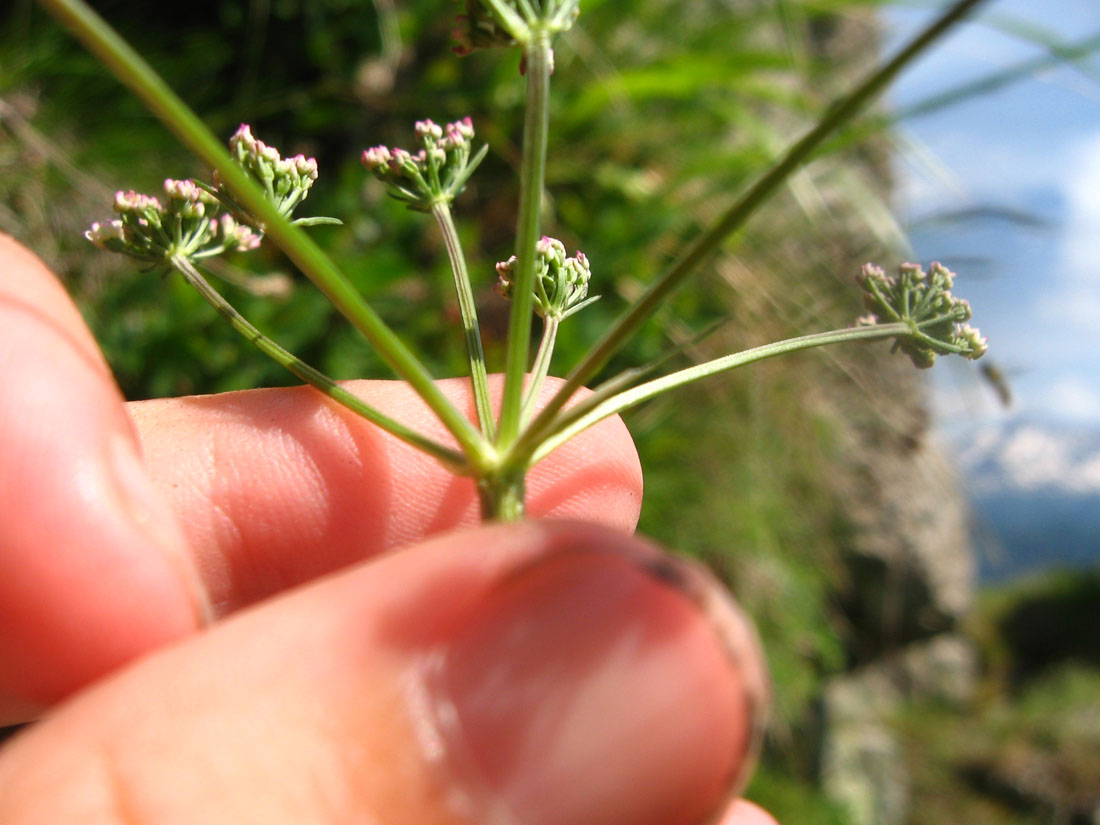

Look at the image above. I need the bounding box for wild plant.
[43,0,988,523]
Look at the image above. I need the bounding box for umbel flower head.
[362,117,488,211]
[85,179,260,264]
[495,235,599,320]
[218,124,321,226]
[451,0,581,57]
[856,261,987,368]
[85,126,335,265]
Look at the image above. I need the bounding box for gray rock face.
[819,668,910,825]
[843,435,975,650]
[824,339,976,662]
[818,635,978,825]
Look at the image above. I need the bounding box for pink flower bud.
[361,146,393,171]
[415,119,443,141]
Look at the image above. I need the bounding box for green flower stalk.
[362,118,495,436]
[211,124,338,230]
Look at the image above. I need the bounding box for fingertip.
[720,799,781,825]
[0,236,204,721]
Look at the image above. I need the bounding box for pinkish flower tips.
[88,124,335,264]
[855,260,986,367]
[494,237,596,320]
[225,124,322,219]
[114,190,162,214]
[291,155,319,180]
[415,119,443,141]
[450,117,474,140]
[231,123,255,145]
[360,118,485,209]
[361,146,392,172]
[84,219,125,248]
[219,215,262,252]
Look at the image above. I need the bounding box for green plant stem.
[528,322,912,465]
[431,201,495,440]
[511,0,989,463]
[36,0,493,469]
[497,30,553,449]
[170,256,468,471]
[521,315,560,424]
[476,464,527,522]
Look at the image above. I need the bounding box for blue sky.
[885,0,1100,428]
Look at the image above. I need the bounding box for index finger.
[129,375,643,614]
[0,234,641,720]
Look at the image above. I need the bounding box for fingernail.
[107,432,214,625]
[414,543,769,825]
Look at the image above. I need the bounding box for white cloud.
[1059,130,1100,285]
[1044,375,1100,423]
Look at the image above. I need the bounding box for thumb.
[0,521,769,825]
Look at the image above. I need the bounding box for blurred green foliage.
[1,0,921,818]
[898,569,1100,825]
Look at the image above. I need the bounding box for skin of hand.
[0,234,777,825]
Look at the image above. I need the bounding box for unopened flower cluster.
[222,124,318,224]
[496,236,597,320]
[85,125,322,265]
[361,117,487,211]
[856,261,987,368]
[85,180,260,263]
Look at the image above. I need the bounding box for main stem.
[432,201,495,440]
[498,31,553,449]
[476,464,527,522]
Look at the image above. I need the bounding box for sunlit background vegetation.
[2,1,1097,822]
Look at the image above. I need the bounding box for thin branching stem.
[521,315,560,424]
[170,255,468,471]
[510,0,990,464]
[528,323,912,465]
[432,201,495,439]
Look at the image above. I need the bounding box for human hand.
[0,234,775,825]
